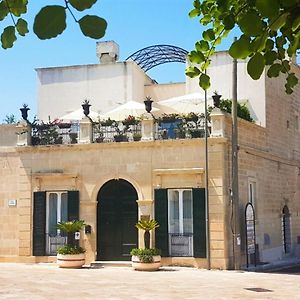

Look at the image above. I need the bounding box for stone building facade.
[0,43,299,269]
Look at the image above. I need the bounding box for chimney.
[96,41,119,64]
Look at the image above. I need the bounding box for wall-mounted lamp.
[85,225,92,234]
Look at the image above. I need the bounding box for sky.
[0,0,236,123]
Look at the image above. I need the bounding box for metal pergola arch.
[126,44,188,72]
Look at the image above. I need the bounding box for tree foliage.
[0,0,106,49]
[187,0,300,94]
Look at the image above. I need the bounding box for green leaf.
[68,0,97,11]
[270,13,288,31]
[193,0,201,9]
[201,59,211,71]
[229,36,251,59]
[200,15,212,25]
[285,83,293,94]
[202,29,215,41]
[292,15,300,31]
[281,0,298,8]
[199,73,211,90]
[16,18,28,36]
[0,1,9,21]
[185,66,201,78]
[256,0,279,18]
[33,6,66,40]
[78,15,107,39]
[264,50,277,65]
[223,14,235,30]
[281,60,290,73]
[265,39,274,51]
[247,53,265,80]
[1,26,17,49]
[287,73,298,88]
[251,35,267,52]
[238,11,265,36]
[189,8,200,18]
[9,0,27,17]
[195,40,209,52]
[267,63,282,77]
[287,31,300,57]
[188,50,205,64]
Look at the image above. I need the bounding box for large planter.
[57,253,85,268]
[131,255,161,271]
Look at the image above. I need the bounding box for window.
[46,192,68,255]
[168,189,193,256]
[33,190,79,256]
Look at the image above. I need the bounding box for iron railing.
[46,234,67,256]
[169,233,193,257]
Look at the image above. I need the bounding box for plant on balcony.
[130,219,161,271]
[122,115,140,126]
[158,113,180,124]
[33,123,63,145]
[183,112,199,123]
[113,121,128,142]
[93,120,105,143]
[69,132,78,144]
[56,220,86,268]
[100,118,115,127]
[133,133,142,141]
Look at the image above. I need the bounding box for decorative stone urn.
[57,253,85,268]
[131,255,161,271]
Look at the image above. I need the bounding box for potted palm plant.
[130,219,161,271]
[56,220,86,268]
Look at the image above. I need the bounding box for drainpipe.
[232,38,241,270]
[204,86,211,269]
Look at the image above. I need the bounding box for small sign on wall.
[8,199,17,207]
[75,232,80,240]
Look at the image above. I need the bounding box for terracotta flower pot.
[57,253,85,268]
[131,255,161,271]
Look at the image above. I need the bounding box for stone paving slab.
[0,263,299,300]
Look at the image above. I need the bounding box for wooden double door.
[97,179,138,261]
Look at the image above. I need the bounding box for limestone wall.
[0,125,17,146]
[0,139,228,268]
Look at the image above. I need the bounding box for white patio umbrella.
[103,100,159,121]
[158,92,213,114]
[59,108,102,122]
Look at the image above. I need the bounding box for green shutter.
[67,190,79,221]
[193,188,206,258]
[154,189,169,256]
[33,191,46,256]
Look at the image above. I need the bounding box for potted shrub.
[133,133,142,141]
[69,132,78,144]
[189,128,205,138]
[56,220,86,268]
[130,219,161,271]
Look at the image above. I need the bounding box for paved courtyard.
[0,263,299,300]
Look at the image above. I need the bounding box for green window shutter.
[193,188,206,258]
[67,190,79,221]
[154,189,169,256]
[33,191,46,256]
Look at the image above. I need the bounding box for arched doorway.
[97,179,138,261]
[282,205,291,254]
